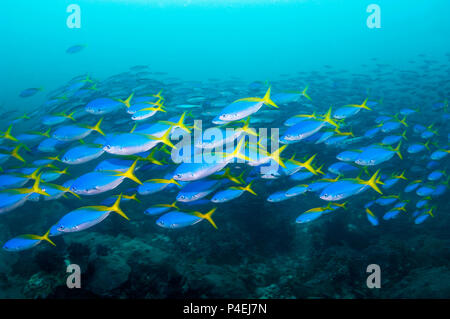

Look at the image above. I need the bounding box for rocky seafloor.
[1,188,450,299]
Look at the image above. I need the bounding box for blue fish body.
[320,179,366,201]
[176,180,221,202]
[414,213,430,225]
[285,184,308,197]
[407,143,426,154]
[173,161,227,182]
[103,133,157,155]
[70,171,124,195]
[267,190,290,202]
[328,162,358,175]
[404,181,422,193]
[333,106,361,119]
[0,191,30,214]
[296,211,323,224]
[289,171,314,182]
[156,211,202,229]
[211,188,244,203]
[62,144,104,165]
[144,206,171,216]
[19,88,41,98]
[0,175,28,190]
[280,119,325,144]
[308,181,332,193]
[42,115,69,126]
[428,170,443,181]
[85,98,122,114]
[432,184,447,197]
[95,158,135,172]
[431,149,448,160]
[413,124,426,133]
[375,196,398,206]
[416,185,435,197]
[55,207,110,233]
[52,125,92,142]
[382,135,402,145]
[214,100,264,124]
[364,127,381,138]
[382,178,400,189]
[3,236,41,251]
[38,138,66,153]
[381,121,401,133]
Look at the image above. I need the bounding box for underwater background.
[0,0,449,298]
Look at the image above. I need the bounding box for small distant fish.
[19,87,43,98]
[66,44,87,54]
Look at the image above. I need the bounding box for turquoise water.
[0,0,449,298]
[2,0,449,108]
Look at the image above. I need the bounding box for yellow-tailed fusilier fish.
[212,87,278,124]
[53,194,128,233]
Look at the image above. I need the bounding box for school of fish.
[1,62,448,252]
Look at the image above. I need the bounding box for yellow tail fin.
[321,107,339,128]
[38,229,56,246]
[113,159,142,185]
[301,85,312,101]
[268,144,288,169]
[240,117,258,137]
[118,92,135,108]
[152,89,163,100]
[88,118,105,136]
[232,180,257,196]
[147,128,176,149]
[364,170,383,194]
[11,144,26,162]
[302,154,317,175]
[401,130,408,141]
[32,173,50,196]
[109,194,129,220]
[143,148,163,166]
[290,153,317,175]
[394,170,407,180]
[23,230,55,246]
[262,87,278,108]
[393,141,403,159]
[243,181,257,196]
[66,111,76,121]
[222,138,251,162]
[159,112,191,133]
[365,207,375,218]
[192,208,218,229]
[1,125,18,142]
